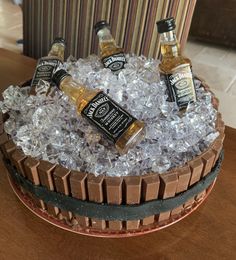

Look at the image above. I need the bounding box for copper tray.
[8,174,216,238]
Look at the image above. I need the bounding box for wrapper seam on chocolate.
[0,80,225,233]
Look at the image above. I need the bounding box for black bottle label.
[31,58,62,87]
[165,64,197,109]
[81,92,136,143]
[101,52,126,73]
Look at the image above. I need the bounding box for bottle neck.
[160,30,180,58]
[48,43,65,61]
[97,27,117,50]
[59,76,86,104]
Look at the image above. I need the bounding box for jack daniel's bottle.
[31,38,65,87]
[157,18,197,109]
[94,20,127,74]
[52,69,145,154]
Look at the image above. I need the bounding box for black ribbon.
[5,150,223,221]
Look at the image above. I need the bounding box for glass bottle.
[31,37,66,87]
[157,17,197,109]
[94,20,127,74]
[52,69,145,154]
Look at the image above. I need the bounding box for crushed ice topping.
[0,54,219,176]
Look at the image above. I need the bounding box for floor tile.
[184,41,206,59]
[192,45,228,66]
[192,61,235,92]
[210,89,236,128]
[185,40,236,128]
[226,79,236,96]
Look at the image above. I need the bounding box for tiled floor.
[0,0,235,128]
[184,41,236,128]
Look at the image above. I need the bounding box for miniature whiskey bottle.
[52,69,145,154]
[94,20,127,74]
[31,37,66,87]
[156,17,197,109]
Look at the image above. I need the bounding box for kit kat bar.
[212,140,223,164]
[24,157,40,184]
[218,132,225,143]
[23,157,45,210]
[53,165,72,220]
[141,174,160,226]
[37,160,58,217]
[70,171,89,227]
[1,139,16,159]
[0,132,9,149]
[11,149,27,194]
[201,149,216,177]
[215,113,225,134]
[53,165,70,195]
[11,149,27,177]
[87,174,106,230]
[0,113,3,134]
[171,166,191,217]
[212,96,219,110]
[37,160,56,190]
[124,176,141,230]
[158,171,178,223]
[175,166,191,193]
[0,122,3,135]
[184,158,204,210]
[188,158,203,186]
[105,177,123,230]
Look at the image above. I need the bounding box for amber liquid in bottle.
[99,36,124,60]
[96,26,127,73]
[31,39,65,88]
[159,30,197,109]
[55,71,145,154]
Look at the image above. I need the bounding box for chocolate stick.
[11,150,27,177]
[1,140,16,159]
[0,132,9,150]
[23,157,45,210]
[87,174,106,229]
[70,170,89,227]
[105,176,123,230]
[158,171,178,223]
[37,160,59,217]
[184,158,204,210]
[141,174,160,226]
[124,176,141,230]
[201,149,216,177]
[171,166,191,217]
[52,165,72,220]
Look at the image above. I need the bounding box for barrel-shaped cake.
[0,53,225,237]
[0,83,225,237]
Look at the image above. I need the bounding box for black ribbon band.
[5,150,223,221]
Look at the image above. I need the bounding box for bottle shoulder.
[101,46,124,59]
[37,55,63,62]
[159,55,192,74]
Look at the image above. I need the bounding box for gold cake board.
[7,174,217,238]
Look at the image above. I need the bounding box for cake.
[0,56,225,237]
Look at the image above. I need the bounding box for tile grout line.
[225,74,236,93]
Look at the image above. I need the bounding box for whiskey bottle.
[156,17,197,109]
[94,20,127,74]
[31,37,66,87]
[52,69,145,154]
